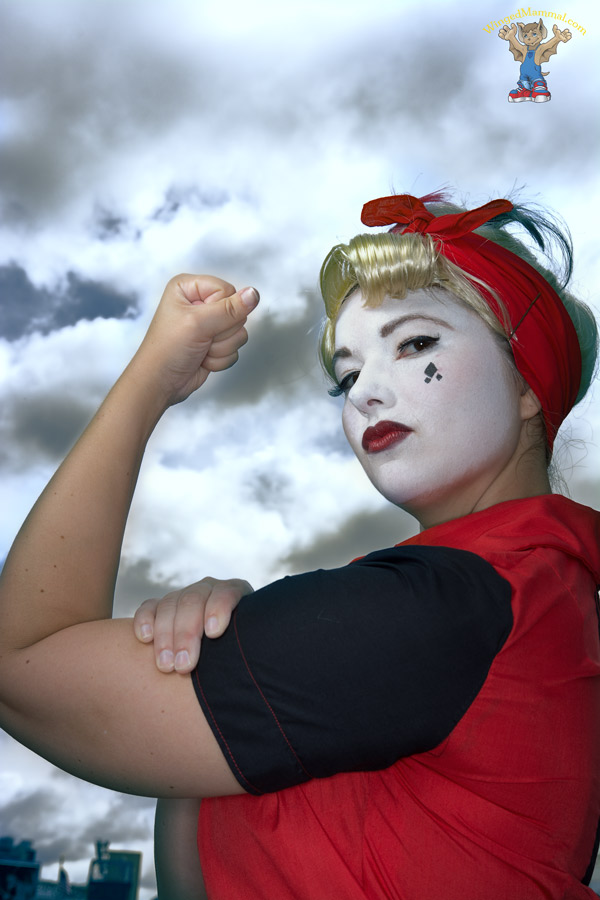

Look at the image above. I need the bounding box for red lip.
[362,420,413,454]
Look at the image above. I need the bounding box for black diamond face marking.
[424,362,442,383]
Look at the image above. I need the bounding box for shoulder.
[349,543,512,620]
[194,546,514,792]
[241,544,513,648]
[404,497,600,582]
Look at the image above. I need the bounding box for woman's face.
[333,288,532,527]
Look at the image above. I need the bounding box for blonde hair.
[319,231,510,381]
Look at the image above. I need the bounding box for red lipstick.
[362,420,412,454]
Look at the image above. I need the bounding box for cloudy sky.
[1,0,599,895]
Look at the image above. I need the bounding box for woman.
[0,192,599,899]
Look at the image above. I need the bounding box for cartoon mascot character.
[499,19,572,102]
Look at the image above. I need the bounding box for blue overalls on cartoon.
[498,18,572,103]
[514,50,549,100]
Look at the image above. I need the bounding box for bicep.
[0,619,243,798]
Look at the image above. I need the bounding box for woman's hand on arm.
[134,577,254,673]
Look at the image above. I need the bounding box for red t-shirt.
[197,496,600,899]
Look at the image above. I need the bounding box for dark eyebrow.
[331,347,352,369]
[379,313,453,338]
[332,313,454,371]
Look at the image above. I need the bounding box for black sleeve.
[191,545,513,795]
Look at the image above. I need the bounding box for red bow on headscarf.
[359,194,581,450]
[362,194,514,238]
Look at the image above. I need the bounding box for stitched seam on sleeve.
[234,615,313,778]
[191,667,262,794]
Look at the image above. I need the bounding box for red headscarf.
[361,194,581,449]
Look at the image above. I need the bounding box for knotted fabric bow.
[360,194,581,450]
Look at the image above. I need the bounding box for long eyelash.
[398,335,440,354]
[328,372,356,397]
[327,372,354,397]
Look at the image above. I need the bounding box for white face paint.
[332,289,527,526]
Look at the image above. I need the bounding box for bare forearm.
[0,275,257,654]
[0,357,165,650]
[155,798,207,900]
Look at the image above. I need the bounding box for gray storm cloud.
[281,503,415,574]
[0,265,137,339]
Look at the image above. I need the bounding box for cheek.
[416,354,462,406]
[341,404,360,449]
[424,353,517,425]
[458,359,519,440]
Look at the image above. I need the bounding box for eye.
[328,370,359,397]
[397,335,440,356]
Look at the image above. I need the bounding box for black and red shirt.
[192,495,600,899]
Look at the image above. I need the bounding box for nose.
[346,365,396,415]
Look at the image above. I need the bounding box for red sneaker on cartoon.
[531,78,551,102]
[508,80,532,102]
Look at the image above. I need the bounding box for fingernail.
[158,650,174,670]
[240,287,260,310]
[140,624,153,640]
[175,650,191,670]
[205,616,219,636]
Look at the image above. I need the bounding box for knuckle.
[172,627,195,646]
[168,274,190,292]
[178,591,204,610]
[153,632,173,652]
[208,587,241,611]
[220,280,236,296]
[223,296,239,321]
[199,576,216,588]
[175,626,202,647]
[136,598,156,613]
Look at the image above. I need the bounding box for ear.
[539,18,547,39]
[519,384,542,422]
[516,21,525,41]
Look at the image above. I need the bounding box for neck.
[413,428,551,531]
[415,481,551,532]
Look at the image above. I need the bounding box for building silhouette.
[0,837,38,899]
[0,837,145,899]
[87,842,140,900]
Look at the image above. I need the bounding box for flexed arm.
[0,275,259,798]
